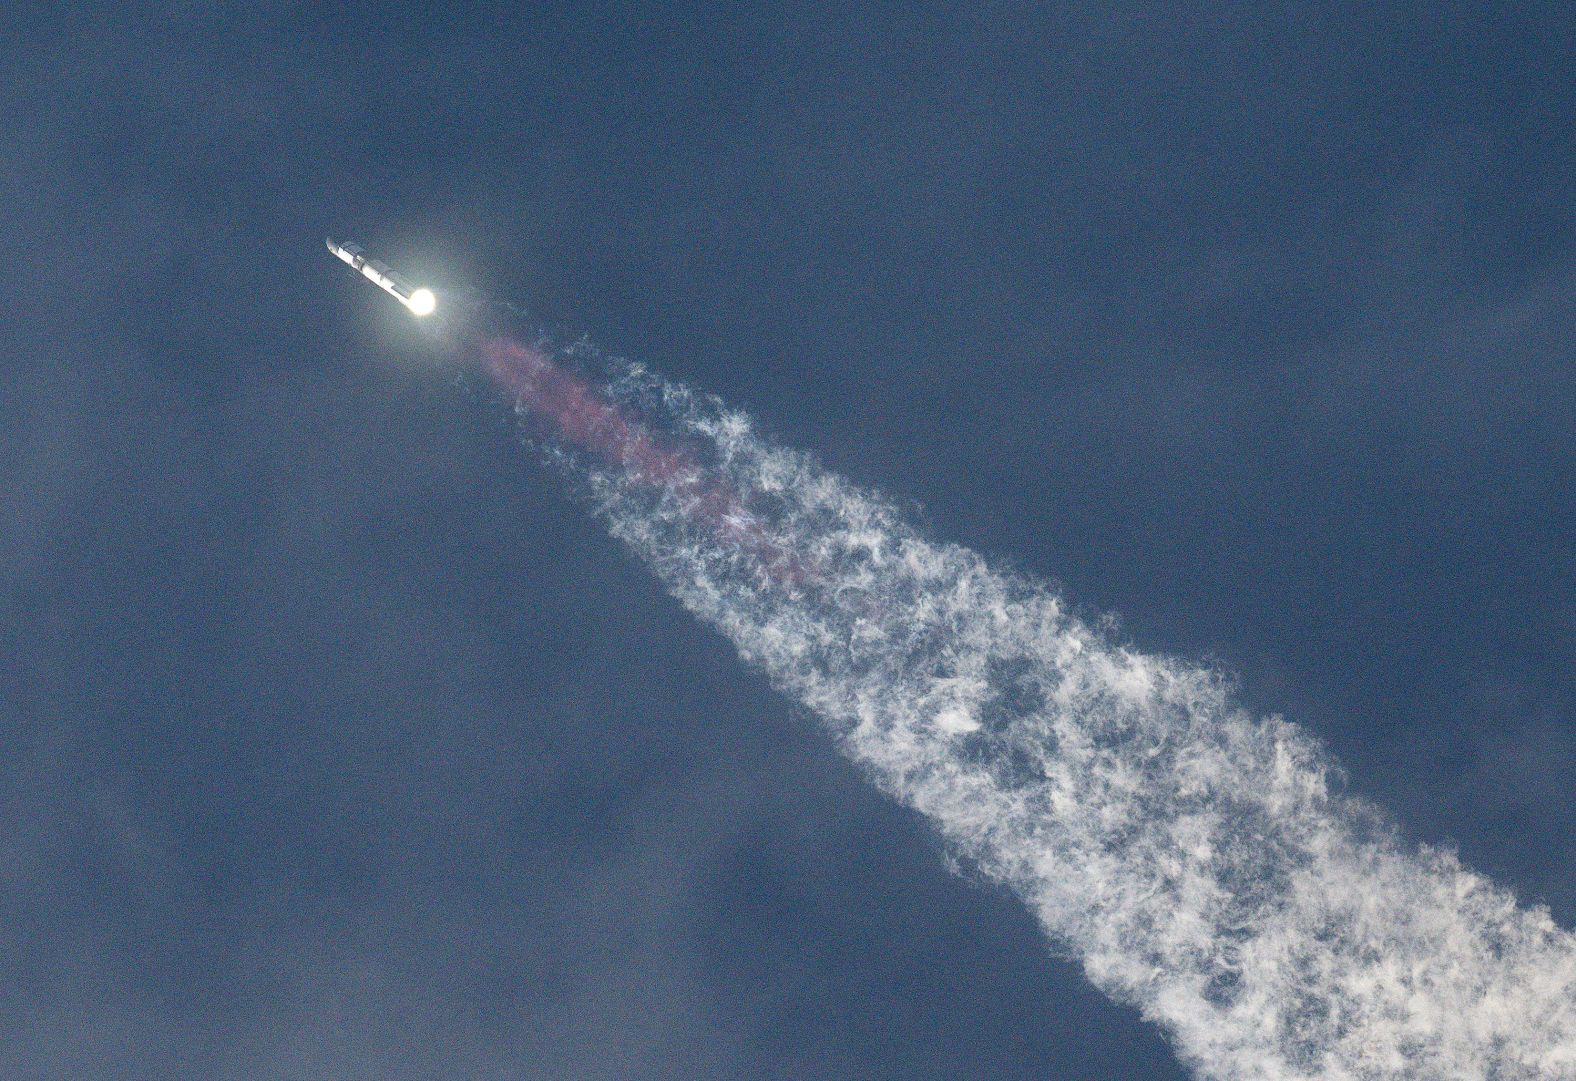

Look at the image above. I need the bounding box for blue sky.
[4,4,1573,1078]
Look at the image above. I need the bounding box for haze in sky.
[4,5,1573,1079]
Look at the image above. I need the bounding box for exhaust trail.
[475,329,1576,1079]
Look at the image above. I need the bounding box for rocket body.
[326,238,436,316]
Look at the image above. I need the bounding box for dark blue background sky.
[4,4,1572,1078]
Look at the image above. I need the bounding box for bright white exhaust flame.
[508,352,1576,1080]
[408,287,436,317]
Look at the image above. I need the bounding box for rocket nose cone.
[325,237,337,252]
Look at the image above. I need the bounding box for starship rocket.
[325,238,437,316]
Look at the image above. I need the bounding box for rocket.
[325,238,437,317]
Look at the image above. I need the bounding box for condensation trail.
[480,333,1576,1080]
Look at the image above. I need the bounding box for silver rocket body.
[326,238,436,316]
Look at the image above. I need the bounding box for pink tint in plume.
[481,337,808,586]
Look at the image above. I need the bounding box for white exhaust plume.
[512,352,1576,1080]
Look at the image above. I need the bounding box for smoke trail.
[480,334,1576,1079]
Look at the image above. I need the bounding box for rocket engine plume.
[482,336,808,586]
[473,328,1576,1080]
